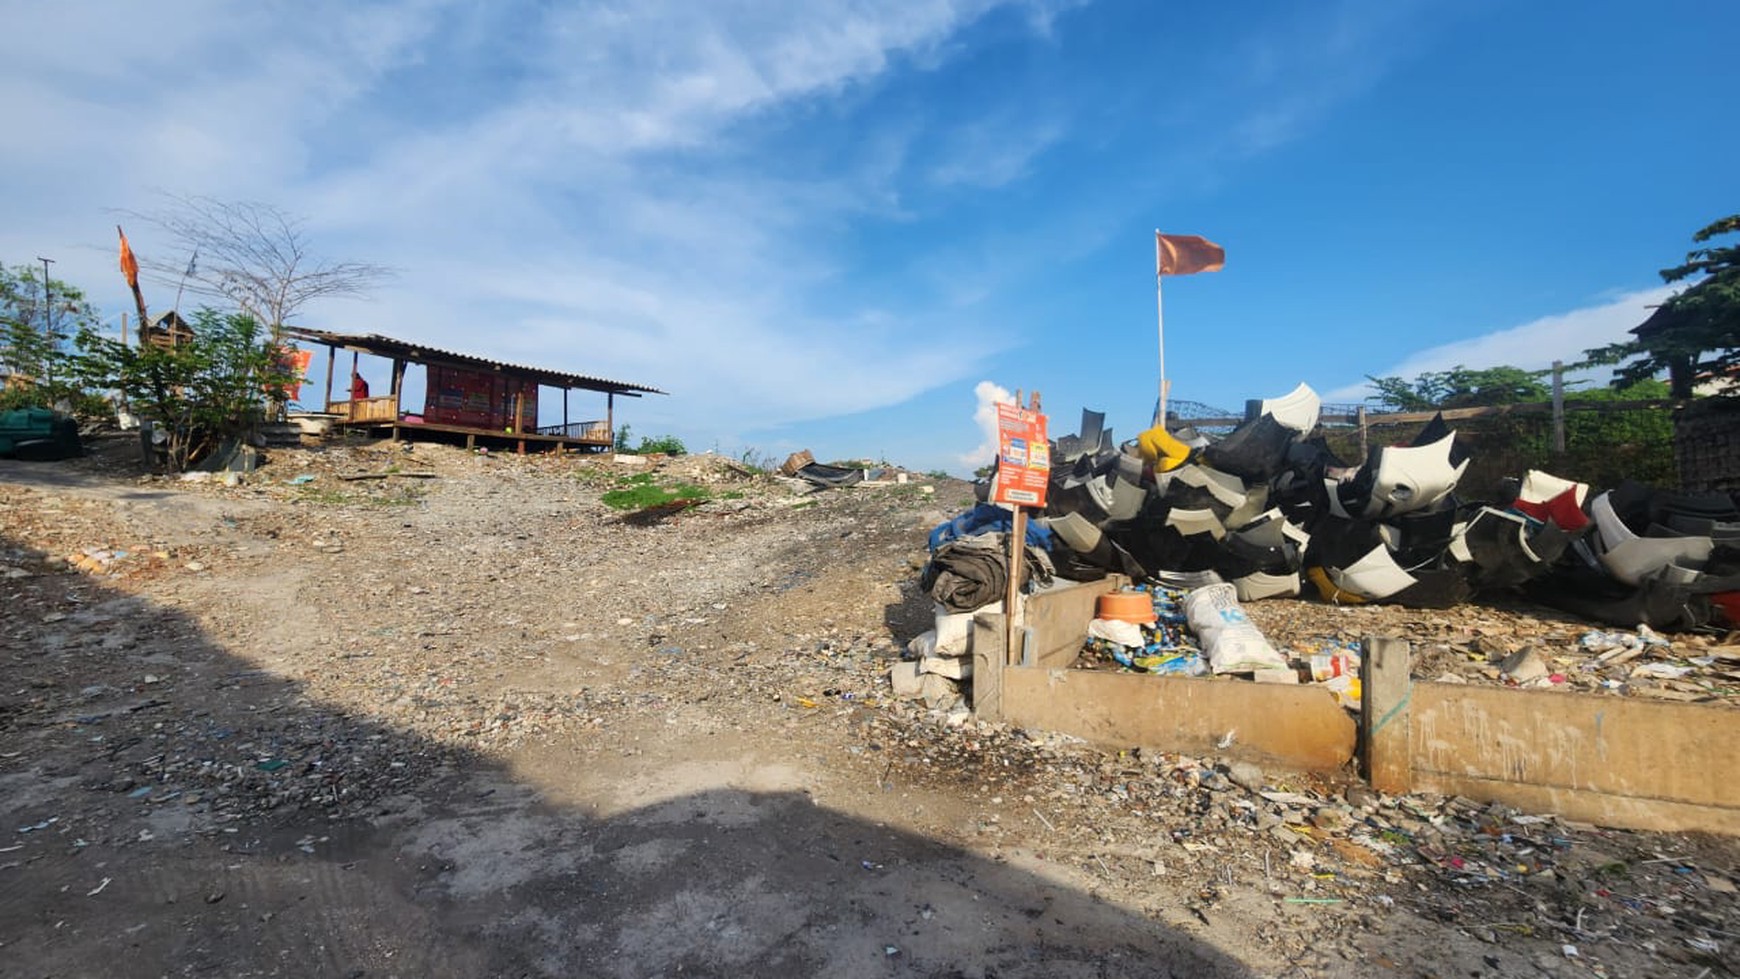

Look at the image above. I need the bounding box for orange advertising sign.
[993,402,1049,507]
[270,346,314,400]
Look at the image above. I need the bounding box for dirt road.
[1,438,1733,978]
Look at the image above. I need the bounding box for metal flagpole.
[1154,230,1166,425]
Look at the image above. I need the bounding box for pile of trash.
[900,383,1740,703]
[1079,582,1366,706]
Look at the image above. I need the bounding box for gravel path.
[1,437,1734,978]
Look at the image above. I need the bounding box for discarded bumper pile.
[920,383,1740,633]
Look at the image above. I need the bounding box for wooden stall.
[284,327,663,453]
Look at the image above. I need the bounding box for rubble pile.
[902,384,1740,705]
[864,703,1740,976]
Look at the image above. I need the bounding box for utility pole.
[37,256,55,394]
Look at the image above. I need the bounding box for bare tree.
[125,195,393,339]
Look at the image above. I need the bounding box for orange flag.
[1156,232,1225,276]
[117,225,140,289]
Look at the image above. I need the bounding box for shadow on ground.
[0,527,1256,978]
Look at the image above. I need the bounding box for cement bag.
[907,629,939,659]
[1184,583,1288,674]
[934,601,999,655]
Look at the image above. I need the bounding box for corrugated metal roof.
[285,327,665,397]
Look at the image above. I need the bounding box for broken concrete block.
[889,661,923,698]
[920,656,972,680]
[1498,646,1549,683]
[919,673,959,710]
[907,629,940,659]
[1225,761,1265,793]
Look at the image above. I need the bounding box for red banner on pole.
[992,402,1049,507]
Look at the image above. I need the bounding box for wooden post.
[1005,510,1027,666]
[121,312,128,347]
[323,345,336,409]
[563,387,570,435]
[1551,360,1565,454]
[1361,636,1412,793]
[606,392,615,446]
[1002,391,1042,666]
[1356,405,1369,460]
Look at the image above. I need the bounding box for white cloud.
[927,115,1066,188]
[0,2,1041,431]
[959,380,1015,468]
[0,0,1449,465]
[1323,285,1680,400]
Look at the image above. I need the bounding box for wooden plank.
[1000,668,1356,771]
[1025,576,1125,669]
[1409,683,1740,831]
[1361,637,1412,794]
[347,419,608,445]
[1004,509,1026,666]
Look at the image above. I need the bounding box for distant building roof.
[285,327,665,397]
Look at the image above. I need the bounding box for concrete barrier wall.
[1405,683,1740,833]
[974,582,1740,834]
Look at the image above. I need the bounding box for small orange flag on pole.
[118,225,150,340]
[1155,232,1226,276]
[1152,231,1226,423]
[118,225,140,289]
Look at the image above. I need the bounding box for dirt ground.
[1,435,1735,979]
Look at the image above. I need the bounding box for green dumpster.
[0,408,83,461]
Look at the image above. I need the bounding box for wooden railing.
[325,396,400,423]
[535,420,612,442]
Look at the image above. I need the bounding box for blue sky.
[2,0,1734,473]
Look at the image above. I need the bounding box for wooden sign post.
[993,391,1047,666]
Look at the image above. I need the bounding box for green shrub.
[636,434,686,455]
[600,475,709,510]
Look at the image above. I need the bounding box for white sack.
[1184,583,1289,674]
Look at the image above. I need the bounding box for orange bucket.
[1097,591,1157,624]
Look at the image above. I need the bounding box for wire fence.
[1169,395,1678,496]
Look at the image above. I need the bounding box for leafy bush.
[74,309,296,470]
[635,434,686,455]
[1,262,102,411]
